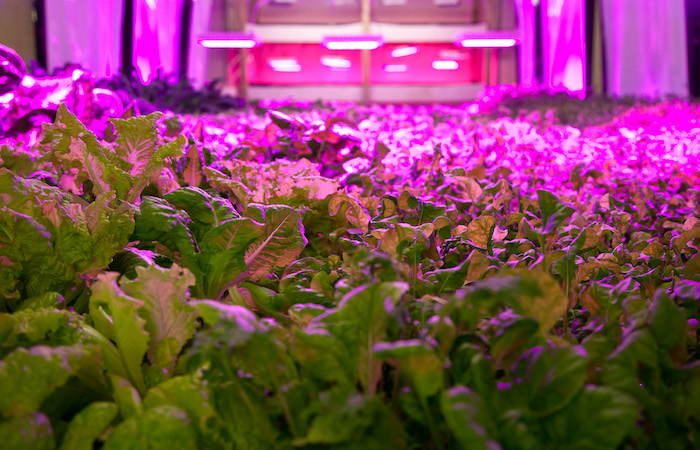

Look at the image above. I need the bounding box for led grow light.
[321,35,385,51]
[321,57,352,69]
[431,60,459,70]
[383,64,408,73]
[197,32,262,49]
[268,59,301,72]
[454,31,520,48]
[390,46,418,58]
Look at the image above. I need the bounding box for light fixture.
[321,57,352,69]
[390,46,418,58]
[321,35,385,51]
[268,59,301,72]
[383,64,408,73]
[197,32,262,49]
[454,31,520,48]
[432,60,459,70]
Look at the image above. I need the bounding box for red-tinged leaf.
[182,144,202,187]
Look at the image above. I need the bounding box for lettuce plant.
[0,67,699,448]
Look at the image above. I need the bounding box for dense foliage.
[1,52,700,448]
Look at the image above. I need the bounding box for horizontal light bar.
[321,35,385,51]
[390,46,418,58]
[383,64,407,73]
[198,32,262,49]
[432,60,459,70]
[321,57,352,69]
[459,38,517,47]
[454,31,520,48]
[268,59,301,72]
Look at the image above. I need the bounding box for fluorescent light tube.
[198,32,262,49]
[454,31,520,48]
[321,35,384,50]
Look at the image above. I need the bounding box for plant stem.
[418,393,444,450]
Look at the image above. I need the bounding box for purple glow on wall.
[514,0,537,87]
[541,0,586,94]
[383,64,408,73]
[268,59,302,72]
[44,0,122,77]
[601,0,688,98]
[321,57,352,69]
[390,46,418,58]
[133,0,183,83]
[246,43,480,86]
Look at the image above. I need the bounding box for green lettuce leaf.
[0,411,54,450]
[0,345,93,418]
[119,264,198,371]
[59,401,119,450]
[143,375,228,449]
[317,282,408,394]
[102,405,197,450]
[540,386,638,449]
[90,273,149,395]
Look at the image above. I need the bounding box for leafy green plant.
[1,92,699,448]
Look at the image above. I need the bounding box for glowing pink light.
[458,38,518,48]
[383,64,408,73]
[321,57,352,69]
[321,35,384,51]
[390,46,418,58]
[431,60,459,70]
[268,59,301,72]
[199,39,258,48]
[198,32,262,49]
[454,31,520,48]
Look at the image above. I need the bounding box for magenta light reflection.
[431,60,459,70]
[321,57,352,69]
[321,35,385,51]
[268,59,301,72]
[383,64,408,73]
[21,75,36,89]
[390,46,418,58]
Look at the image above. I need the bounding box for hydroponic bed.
[1,57,700,449]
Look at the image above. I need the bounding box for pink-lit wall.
[133,0,184,83]
[241,43,482,86]
[601,0,688,98]
[513,0,536,88]
[36,0,691,101]
[45,0,123,76]
[541,0,586,95]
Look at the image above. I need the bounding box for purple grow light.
[320,35,385,51]
[454,31,521,48]
[198,32,262,49]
